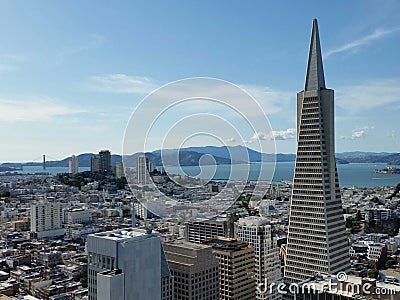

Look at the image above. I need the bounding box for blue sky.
[0,0,399,161]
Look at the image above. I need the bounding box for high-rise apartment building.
[87,228,173,300]
[30,201,64,239]
[284,19,350,284]
[99,150,112,173]
[90,156,101,173]
[235,217,282,300]
[137,155,149,185]
[164,240,219,300]
[206,237,256,300]
[69,155,79,175]
[115,162,124,179]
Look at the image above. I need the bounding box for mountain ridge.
[1,146,399,167]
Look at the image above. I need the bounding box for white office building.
[87,228,173,300]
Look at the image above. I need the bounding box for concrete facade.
[164,240,219,300]
[69,155,78,175]
[185,214,237,244]
[207,237,256,300]
[30,201,64,239]
[87,228,170,300]
[284,19,350,284]
[235,217,282,300]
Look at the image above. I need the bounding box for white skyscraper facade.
[284,19,350,284]
[87,228,173,300]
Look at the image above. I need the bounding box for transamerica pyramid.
[284,19,350,284]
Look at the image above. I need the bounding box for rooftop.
[237,216,270,227]
[90,227,152,241]
[164,239,210,251]
[206,237,250,251]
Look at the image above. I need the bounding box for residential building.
[365,208,397,222]
[30,201,64,239]
[69,155,78,175]
[137,155,149,185]
[99,150,111,173]
[350,241,387,269]
[115,162,124,179]
[65,208,92,225]
[90,156,100,173]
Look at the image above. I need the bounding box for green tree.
[368,218,376,227]
[240,194,251,208]
[386,259,396,269]
[367,269,379,279]
[0,191,10,197]
[80,277,88,288]
[345,216,354,228]
[355,210,362,222]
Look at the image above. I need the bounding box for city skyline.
[0,1,400,161]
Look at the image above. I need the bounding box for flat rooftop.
[237,216,270,227]
[90,227,152,241]
[164,239,211,251]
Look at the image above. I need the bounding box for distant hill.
[124,150,232,167]
[2,148,399,167]
[337,153,400,165]
[22,154,123,168]
[336,151,394,158]
[177,145,296,163]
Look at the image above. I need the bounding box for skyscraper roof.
[305,19,326,91]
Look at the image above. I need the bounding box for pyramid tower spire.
[305,18,326,91]
[284,19,350,284]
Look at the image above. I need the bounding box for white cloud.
[238,85,293,116]
[88,74,294,117]
[89,74,159,94]
[272,128,297,140]
[351,130,365,139]
[57,34,106,63]
[0,64,17,73]
[251,132,271,140]
[387,130,398,140]
[0,97,86,122]
[325,27,400,58]
[251,128,296,141]
[351,126,374,140]
[0,53,28,75]
[225,137,236,143]
[336,79,400,113]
